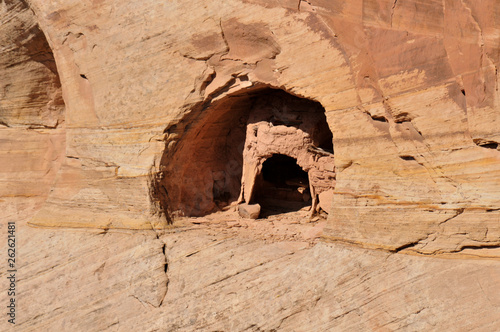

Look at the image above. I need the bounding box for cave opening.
[156,86,335,220]
[252,154,311,216]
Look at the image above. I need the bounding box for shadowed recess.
[153,87,333,220]
[0,0,64,128]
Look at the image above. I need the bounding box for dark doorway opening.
[252,154,311,216]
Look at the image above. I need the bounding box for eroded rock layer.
[20,0,500,258]
[2,0,500,330]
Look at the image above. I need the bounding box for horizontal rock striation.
[2,0,500,330]
[22,0,500,257]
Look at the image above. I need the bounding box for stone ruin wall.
[239,92,336,215]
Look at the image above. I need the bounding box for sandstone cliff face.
[2,0,500,331]
[23,0,500,257]
[0,0,65,224]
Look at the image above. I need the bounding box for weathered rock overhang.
[0,0,64,128]
[154,87,335,218]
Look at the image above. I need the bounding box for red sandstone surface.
[1,0,500,330]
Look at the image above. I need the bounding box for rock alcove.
[155,87,335,220]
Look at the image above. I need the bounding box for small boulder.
[238,203,261,219]
[319,189,334,213]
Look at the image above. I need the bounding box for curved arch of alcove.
[0,0,64,128]
[153,86,334,220]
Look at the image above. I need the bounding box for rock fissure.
[473,138,500,150]
[438,208,465,226]
[390,0,399,27]
[456,243,500,252]
[392,237,428,253]
[149,219,169,307]
[399,155,416,161]
[274,310,302,330]
[159,241,169,307]
[218,19,231,56]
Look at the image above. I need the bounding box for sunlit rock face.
[23,0,500,256]
[0,0,65,220]
[3,0,500,330]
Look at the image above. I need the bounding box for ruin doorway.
[252,154,311,216]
